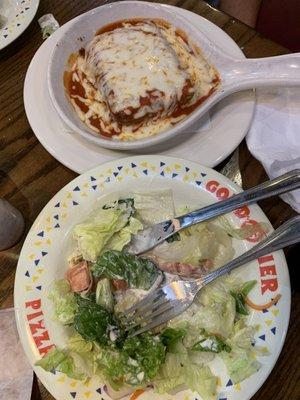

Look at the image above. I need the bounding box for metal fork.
[129,169,300,255]
[121,215,300,337]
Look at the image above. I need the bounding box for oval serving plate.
[15,156,290,400]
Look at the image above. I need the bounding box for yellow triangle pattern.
[46,239,51,245]
[84,392,91,398]
[32,275,39,283]
[183,175,189,182]
[117,176,123,182]
[46,216,51,223]
[62,213,68,219]
[29,254,35,260]
[107,168,112,174]
[261,346,270,355]
[26,285,32,291]
[45,227,52,232]
[150,165,156,171]
[84,378,91,387]
[265,319,273,327]
[34,241,42,247]
[192,171,197,178]
[70,381,77,388]
[133,172,138,178]
[83,183,89,188]
[37,268,44,274]
[141,161,148,168]
[100,183,104,189]
[81,192,87,197]
[67,193,72,199]
[216,377,222,387]
[234,383,241,391]
[165,167,171,173]
[62,202,67,208]
[57,375,66,383]
[255,324,261,331]
[272,309,279,317]
[174,163,181,170]
[124,167,129,174]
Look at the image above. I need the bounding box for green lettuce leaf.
[68,333,93,353]
[48,280,77,324]
[106,217,143,252]
[221,347,260,383]
[160,328,186,351]
[192,333,231,353]
[92,250,159,290]
[73,295,122,348]
[95,278,114,312]
[133,190,175,225]
[230,280,257,315]
[35,348,86,380]
[73,206,131,261]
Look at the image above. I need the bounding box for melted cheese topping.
[85,21,189,120]
[65,19,220,141]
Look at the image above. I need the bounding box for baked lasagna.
[64,19,220,141]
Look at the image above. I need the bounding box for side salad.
[36,190,267,400]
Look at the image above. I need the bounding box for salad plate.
[14,155,290,400]
[0,0,39,50]
[24,4,255,172]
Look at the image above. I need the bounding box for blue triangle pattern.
[54,214,59,220]
[96,387,102,394]
[70,392,77,399]
[73,186,80,191]
[219,398,228,400]
[72,201,78,206]
[226,379,233,387]
[185,167,190,172]
[42,251,48,257]
[259,334,266,341]
[90,176,96,181]
[262,309,269,313]
[131,163,137,168]
[271,327,276,335]
[34,259,40,266]
[92,185,97,190]
[54,223,60,228]
[160,171,164,176]
[113,172,118,177]
[201,172,207,177]
[36,285,42,291]
[160,162,165,167]
[105,177,110,183]
[25,271,30,277]
[55,202,60,208]
[117,166,123,170]
[143,169,148,175]
[37,231,44,237]
[195,181,201,186]
[172,173,178,178]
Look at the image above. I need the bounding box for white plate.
[24,5,255,173]
[15,155,290,400]
[0,0,39,50]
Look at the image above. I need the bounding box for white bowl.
[48,1,220,151]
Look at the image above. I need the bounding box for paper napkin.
[247,87,300,213]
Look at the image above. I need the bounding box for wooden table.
[0,0,299,399]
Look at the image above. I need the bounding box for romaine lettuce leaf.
[73,209,126,261]
[73,295,122,348]
[48,280,77,324]
[92,251,160,290]
[35,348,86,380]
[106,217,143,252]
[221,347,260,383]
[96,278,114,312]
[68,333,93,353]
[160,328,186,351]
[192,334,231,353]
[230,280,257,315]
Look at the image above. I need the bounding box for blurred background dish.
[0,0,39,50]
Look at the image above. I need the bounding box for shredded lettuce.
[48,280,77,324]
[92,251,160,290]
[221,347,260,383]
[106,217,143,252]
[68,333,93,353]
[35,348,86,380]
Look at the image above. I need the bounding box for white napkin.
[0,308,33,400]
[246,87,300,213]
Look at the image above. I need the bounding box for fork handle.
[177,169,300,229]
[201,216,300,286]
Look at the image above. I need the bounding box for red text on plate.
[25,299,55,356]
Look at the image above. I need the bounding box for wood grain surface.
[0,0,299,399]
